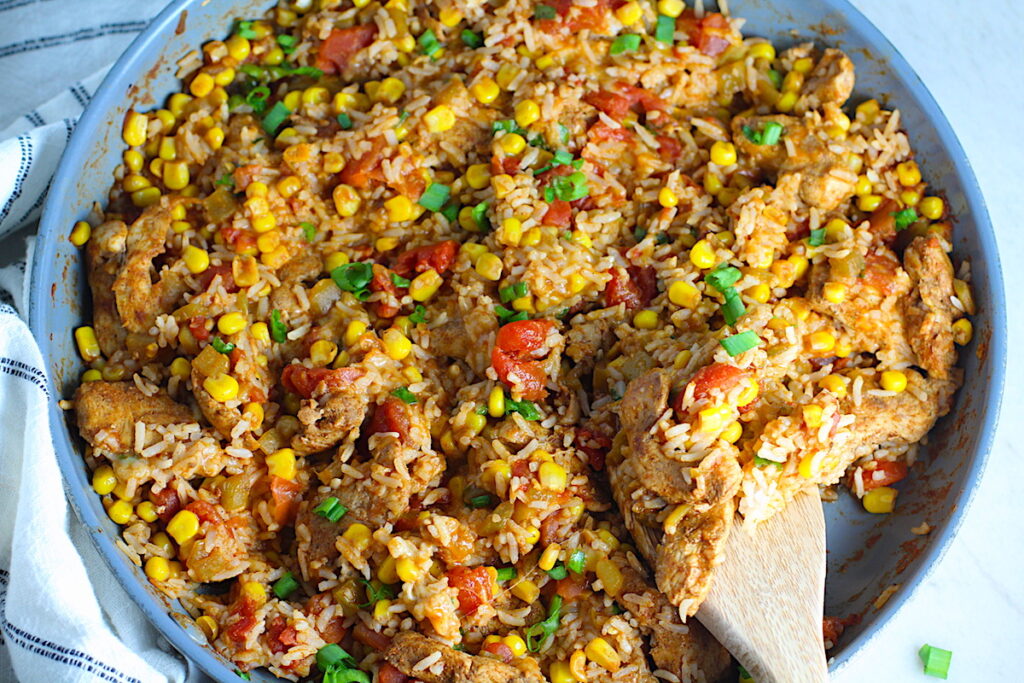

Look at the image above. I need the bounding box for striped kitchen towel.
[0,1,200,681]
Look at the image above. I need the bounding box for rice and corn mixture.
[67,0,974,679]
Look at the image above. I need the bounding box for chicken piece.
[269,251,321,320]
[537,90,598,150]
[293,386,370,454]
[85,219,129,357]
[189,333,271,442]
[428,318,472,361]
[179,502,248,583]
[728,176,799,269]
[74,381,193,454]
[384,632,544,683]
[294,488,346,581]
[112,198,189,334]
[427,310,499,375]
[732,114,856,211]
[655,497,734,612]
[796,48,855,113]
[901,235,957,379]
[564,315,615,374]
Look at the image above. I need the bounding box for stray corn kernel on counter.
[66,0,973,679]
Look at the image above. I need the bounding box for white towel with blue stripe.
[0,1,198,681]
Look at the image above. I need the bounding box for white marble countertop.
[832,1,1022,680]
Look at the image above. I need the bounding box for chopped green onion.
[808,228,826,247]
[544,170,589,202]
[705,262,742,292]
[216,173,235,188]
[409,304,428,324]
[633,227,647,243]
[655,232,671,245]
[440,202,460,223]
[721,287,746,325]
[566,549,586,574]
[492,119,521,135]
[245,85,270,114]
[720,330,761,356]
[558,123,570,143]
[331,262,374,297]
[390,273,411,288]
[499,281,529,303]
[418,29,442,58]
[655,14,675,44]
[276,34,297,53]
[760,120,783,145]
[753,456,784,468]
[918,644,952,679]
[236,20,258,39]
[210,336,235,354]
[471,201,491,231]
[301,221,316,242]
[270,309,288,343]
[461,29,483,48]
[525,595,563,652]
[767,69,782,89]
[474,404,489,415]
[547,562,568,580]
[506,396,540,420]
[418,183,451,212]
[336,112,353,130]
[313,496,348,523]
[273,571,299,599]
[552,149,573,165]
[324,669,371,683]
[262,101,291,136]
[893,207,917,230]
[391,386,418,404]
[468,493,495,509]
[358,579,396,608]
[533,4,557,19]
[610,34,642,56]
[235,670,251,680]
[610,602,625,615]
[496,567,517,581]
[316,643,357,672]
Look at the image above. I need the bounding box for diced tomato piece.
[390,170,426,201]
[392,240,459,278]
[188,316,212,342]
[196,262,239,293]
[672,363,749,414]
[603,265,657,310]
[226,595,258,643]
[686,12,733,57]
[554,575,587,602]
[491,154,521,175]
[270,476,303,525]
[859,460,909,491]
[378,663,410,683]
[315,25,378,74]
[586,120,634,145]
[446,566,493,615]
[576,428,611,471]
[369,263,400,318]
[511,459,533,481]
[584,91,633,121]
[822,616,844,644]
[186,499,221,524]
[567,0,609,32]
[353,622,392,651]
[482,640,515,663]
[368,396,412,443]
[281,365,365,399]
[543,200,573,227]
[656,135,682,162]
[306,593,348,644]
[149,486,181,523]
[862,247,902,295]
[492,319,555,400]
[266,616,299,654]
[339,138,386,189]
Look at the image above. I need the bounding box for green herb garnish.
[314,496,348,523]
[301,221,316,242]
[336,112,353,130]
[720,330,761,356]
[269,309,288,343]
[391,386,418,404]
[210,336,235,354]
[655,14,675,44]
[261,101,291,136]
[534,4,557,19]
[610,34,641,55]
[273,571,299,599]
[460,29,483,48]
[331,262,374,299]
[418,183,451,212]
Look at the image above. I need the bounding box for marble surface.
[831,1,1022,680]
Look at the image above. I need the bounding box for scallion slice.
[409,304,428,324]
[272,571,299,599]
[390,273,411,288]
[753,455,784,468]
[655,15,675,44]
[418,183,451,212]
[760,120,783,145]
[276,34,297,53]
[808,228,826,247]
[336,112,353,130]
[720,330,761,356]
[210,336,235,354]
[313,496,348,523]
[506,396,540,420]
[472,201,491,231]
[418,29,442,57]
[610,34,641,55]
[533,4,557,19]
[705,262,742,292]
[460,29,483,48]
[547,562,568,580]
[566,549,586,574]
[496,567,517,581]
[316,643,357,672]
[525,595,563,652]
[301,221,316,242]
[269,309,288,343]
[261,101,291,136]
[391,386,418,404]
[721,288,746,325]
[918,644,952,679]
[236,20,258,39]
[331,262,373,296]
[245,85,270,114]
[468,493,495,509]
[893,207,918,230]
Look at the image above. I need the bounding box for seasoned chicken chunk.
[902,235,957,379]
[74,381,193,454]
[84,219,129,358]
[796,48,856,113]
[384,632,544,683]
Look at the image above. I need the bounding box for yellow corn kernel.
[372,599,391,622]
[658,0,684,18]
[144,556,171,582]
[697,406,729,433]
[229,254,257,288]
[501,634,526,658]
[798,452,820,479]
[423,104,456,133]
[123,149,144,174]
[854,175,872,196]
[82,368,102,383]
[68,220,93,248]
[776,90,797,113]
[662,503,690,533]
[163,161,190,191]
[266,448,297,480]
[487,386,506,418]
[709,140,737,166]
[396,557,424,583]
[803,404,823,429]
[217,312,247,336]
[181,245,211,275]
[673,349,693,369]
[565,273,587,295]
[702,170,723,195]
[539,461,568,493]
[203,373,239,402]
[747,283,771,304]
[201,126,224,151]
[243,402,264,430]
[521,227,542,247]
[322,151,345,175]
[151,531,174,554]
[213,66,235,87]
[668,280,700,309]
[495,218,522,248]
[615,0,643,25]
[122,111,148,147]
[550,661,578,683]
[166,509,200,544]
[309,339,338,367]
[689,239,716,269]
[408,269,442,302]
[879,370,907,393]
[244,324,268,348]
[471,76,500,104]
[157,108,178,133]
[123,174,151,192]
[919,196,944,220]
[382,328,413,361]
[343,523,372,549]
[374,237,398,253]
[74,326,101,362]
[402,366,422,384]
[107,499,133,524]
[596,557,624,596]
[172,220,192,235]
[862,486,897,514]
[376,555,399,585]
[498,132,527,156]
[824,218,849,241]
[166,359,191,383]
[473,252,502,281]
[749,42,776,61]
[384,195,415,222]
[375,77,406,105]
[463,164,491,191]
[343,321,369,348]
[226,33,251,61]
[324,253,350,276]
[858,194,883,212]
[482,460,511,491]
[196,615,219,641]
[300,86,329,108]
[899,189,921,207]
[952,318,973,346]
[241,581,267,606]
[819,374,847,397]
[658,186,678,208]
[721,421,743,443]
[822,282,847,304]
[734,379,759,407]
[834,341,853,358]
[585,637,621,673]
[92,465,117,495]
[438,6,463,25]
[534,53,556,70]
[538,543,561,571]
[633,310,658,329]
[189,72,215,98]
[495,62,520,89]
[856,98,880,123]
[896,161,921,187]
[274,176,300,200]
[808,331,836,354]
[332,91,357,114]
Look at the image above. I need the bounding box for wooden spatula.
[696,488,828,683]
